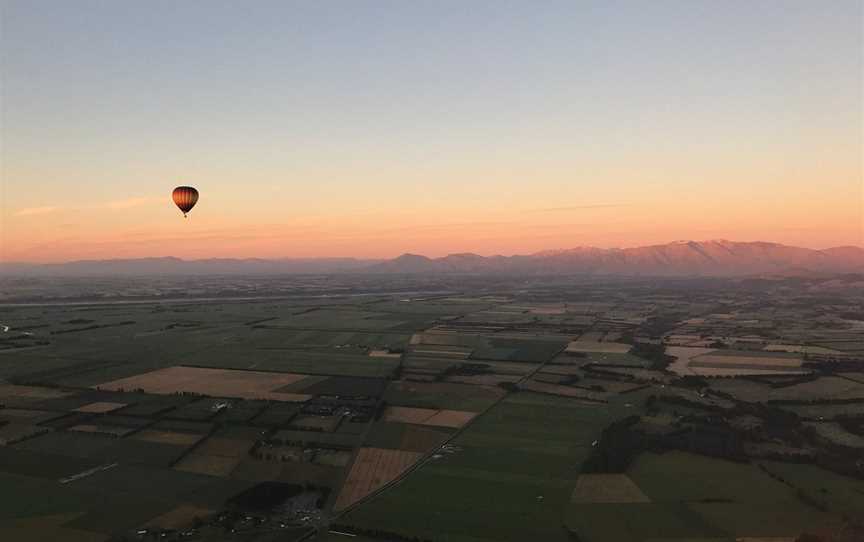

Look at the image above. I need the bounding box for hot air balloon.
[172,186,199,217]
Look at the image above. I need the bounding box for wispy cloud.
[532,204,629,213]
[12,197,159,216]
[14,206,60,216]
[104,196,160,210]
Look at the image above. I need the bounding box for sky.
[1,0,861,262]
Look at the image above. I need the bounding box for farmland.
[0,273,862,540]
[338,392,650,542]
[334,448,423,511]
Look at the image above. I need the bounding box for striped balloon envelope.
[172,186,199,217]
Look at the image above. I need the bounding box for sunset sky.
[1,1,861,262]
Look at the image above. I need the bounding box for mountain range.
[1,240,862,277]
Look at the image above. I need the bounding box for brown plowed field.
[334,447,422,511]
[97,366,312,402]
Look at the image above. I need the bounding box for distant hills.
[0,257,379,276]
[365,241,864,276]
[2,240,862,277]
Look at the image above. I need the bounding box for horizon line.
[2,238,862,266]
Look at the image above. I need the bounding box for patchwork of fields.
[1,275,862,541]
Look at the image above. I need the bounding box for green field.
[340,392,645,542]
[758,460,864,519]
[625,452,841,538]
[565,502,725,542]
[709,376,864,402]
[383,380,504,412]
[181,347,400,377]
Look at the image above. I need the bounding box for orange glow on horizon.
[2,187,861,263]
